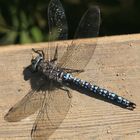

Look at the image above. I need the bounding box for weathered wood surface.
[0,34,140,140]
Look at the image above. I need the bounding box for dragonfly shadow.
[23,65,50,91]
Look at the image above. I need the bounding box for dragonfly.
[4,0,136,140]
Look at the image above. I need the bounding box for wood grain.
[0,34,140,140]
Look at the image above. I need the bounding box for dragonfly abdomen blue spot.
[63,73,73,80]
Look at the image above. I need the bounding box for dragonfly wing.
[44,0,68,60]
[31,84,71,140]
[4,89,45,122]
[58,6,100,74]
[74,6,100,38]
[4,71,49,122]
[48,0,68,40]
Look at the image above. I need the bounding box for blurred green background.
[0,0,140,45]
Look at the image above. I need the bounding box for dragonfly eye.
[31,55,43,71]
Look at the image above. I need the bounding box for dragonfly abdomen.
[62,73,136,110]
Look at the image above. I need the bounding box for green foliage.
[0,0,49,45]
[0,0,140,45]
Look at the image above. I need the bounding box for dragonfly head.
[31,48,44,72]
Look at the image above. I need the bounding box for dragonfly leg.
[60,86,72,98]
[32,48,45,58]
[62,68,84,74]
[53,46,58,61]
[49,46,59,63]
[50,47,58,63]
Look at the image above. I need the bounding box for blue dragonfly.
[5,0,136,140]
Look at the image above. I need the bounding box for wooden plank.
[0,34,140,140]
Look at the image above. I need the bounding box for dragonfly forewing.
[45,0,68,60]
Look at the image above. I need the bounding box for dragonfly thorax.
[39,60,63,82]
[31,49,63,82]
